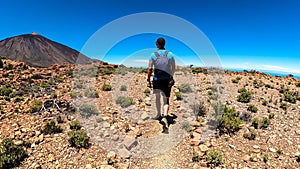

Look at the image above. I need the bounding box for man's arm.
[171,58,176,76]
[147,60,153,87]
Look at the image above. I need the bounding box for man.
[147,37,176,133]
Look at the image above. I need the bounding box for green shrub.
[238,88,247,93]
[247,105,258,113]
[191,101,206,117]
[97,67,115,75]
[116,96,132,108]
[84,88,99,98]
[0,87,13,96]
[295,82,300,87]
[280,102,288,111]
[178,84,192,93]
[144,88,151,96]
[56,77,64,83]
[252,118,260,129]
[42,120,63,134]
[120,85,127,91]
[209,94,219,100]
[0,138,28,168]
[50,93,57,99]
[14,96,24,103]
[68,130,89,148]
[204,150,224,167]
[175,92,183,100]
[181,121,192,132]
[262,100,268,106]
[284,91,298,103]
[4,64,13,70]
[237,88,252,103]
[70,120,82,130]
[102,84,112,91]
[71,91,79,98]
[79,104,98,117]
[243,129,257,140]
[269,112,275,119]
[31,73,43,79]
[231,79,239,84]
[74,80,83,89]
[192,151,201,162]
[40,81,51,88]
[30,100,42,113]
[263,154,269,163]
[260,117,270,129]
[217,106,243,135]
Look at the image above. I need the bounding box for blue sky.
[0,0,299,74]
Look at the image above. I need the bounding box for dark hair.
[156,37,165,48]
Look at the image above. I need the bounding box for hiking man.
[147,37,176,132]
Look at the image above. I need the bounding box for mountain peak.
[0,34,92,67]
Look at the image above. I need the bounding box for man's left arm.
[147,60,153,87]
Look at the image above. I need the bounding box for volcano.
[0,33,92,67]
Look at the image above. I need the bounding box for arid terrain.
[0,57,300,169]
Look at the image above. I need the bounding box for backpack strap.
[163,51,168,57]
[154,52,160,58]
[154,51,168,58]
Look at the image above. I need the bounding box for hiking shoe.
[161,117,169,129]
[152,115,162,120]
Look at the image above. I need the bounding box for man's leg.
[163,96,170,116]
[155,92,161,117]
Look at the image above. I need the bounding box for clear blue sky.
[1,0,299,74]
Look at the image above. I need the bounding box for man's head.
[156,37,165,49]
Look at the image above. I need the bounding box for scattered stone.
[86,164,93,169]
[103,122,111,128]
[122,136,138,150]
[269,148,276,153]
[253,145,260,149]
[295,152,300,157]
[118,147,131,159]
[141,112,149,120]
[190,139,200,146]
[194,128,202,134]
[14,140,23,146]
[199,144,209,152]
[107,151,116,159]
[228,144,235,149]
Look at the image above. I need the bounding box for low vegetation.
[144,88,151,96]
[0,138,28,168]
[102,84,112,91]
[70,120,82,130]
[30,100,42,113]
[79,104,98,117]
[247,105,258,113]
[243,129,257,140]
[120,85,127,91]
[204,150,225,167]
[175,91,183,100]
[191,101,206,118]
[178,83,192,93]
[116,96,132,108]
[68,130,90,148]
[42,120,63,134]
[217,106,243,135]
[181,121,192,132]
[237,88,252,103]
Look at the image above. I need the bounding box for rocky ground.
[0,58,300,168]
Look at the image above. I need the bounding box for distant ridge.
[0,33,94,67]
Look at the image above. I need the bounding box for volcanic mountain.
[0,33,93,67]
